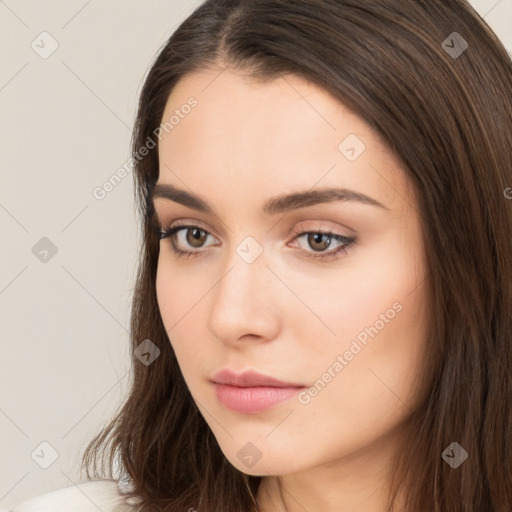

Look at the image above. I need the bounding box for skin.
[154,66,429,512]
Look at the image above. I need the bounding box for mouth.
[210,369,307,414]
[210,368,305,388]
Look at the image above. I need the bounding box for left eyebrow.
[150,183,389,215]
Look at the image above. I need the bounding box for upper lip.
[211,369,305,388]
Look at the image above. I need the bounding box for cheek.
[155,256,206,325]
[286,286,427,464]
[155,265,174,329]
[155,263,200,356]
[289,231,423,348]
[292,226,428,407]
[155,264,214,401]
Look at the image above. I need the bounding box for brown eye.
[186,227,208,248]
[306,233,333,252]
[159,224,218,257]
[290,224,357,261]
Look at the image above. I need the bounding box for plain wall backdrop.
[0,0,511,508]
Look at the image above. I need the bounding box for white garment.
[2,479,141,512]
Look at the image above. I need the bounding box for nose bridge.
[216,234,269,306]
[206,234,279,341]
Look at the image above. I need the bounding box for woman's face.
[154,68,429,479]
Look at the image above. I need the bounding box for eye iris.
[186,228,207,248]
[308,233,331,252]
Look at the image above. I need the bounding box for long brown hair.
[81,1,512,510]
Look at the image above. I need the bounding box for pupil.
[187,228,206,247]
[310,233,331,251]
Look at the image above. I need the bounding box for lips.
[210,368,305,388]
[210,369,306,414]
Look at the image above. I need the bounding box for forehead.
[160,69,367,151]
[157,69,415,215]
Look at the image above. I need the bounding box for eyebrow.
[150,183,388,215]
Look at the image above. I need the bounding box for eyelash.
[158,222,357,261]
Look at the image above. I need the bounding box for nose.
[206,243,281,346]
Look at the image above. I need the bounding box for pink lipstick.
[210,369,306,414]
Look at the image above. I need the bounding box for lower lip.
[212,383,305,413]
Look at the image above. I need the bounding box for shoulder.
[4,479,139,512]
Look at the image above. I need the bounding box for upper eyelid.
[168,221,220,243]
[164,221,346,237]
[162,218,214,233]
[163,218,349,234]
[165,223,350,248]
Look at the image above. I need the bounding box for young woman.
[8,0,511,511]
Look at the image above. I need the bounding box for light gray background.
[0,0,511,508]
